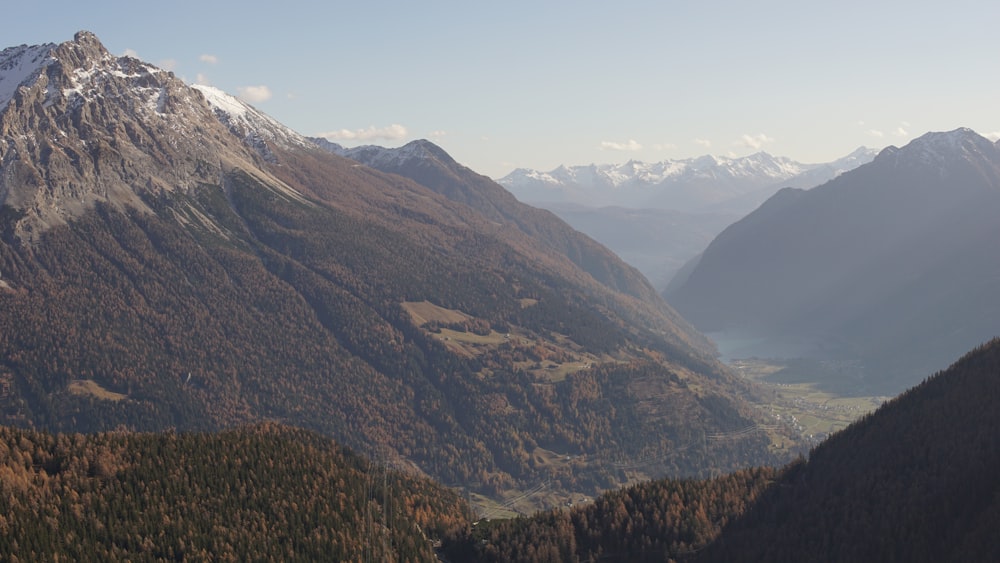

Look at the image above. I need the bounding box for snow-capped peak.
[496,149,880,212]
[498,151,806,192]
[0,41,56,112]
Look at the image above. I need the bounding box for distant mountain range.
[0,32,786,499]
[498,148,877,213]
[495,148,877,289]
[667,127,1000,394]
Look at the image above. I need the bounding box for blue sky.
[5,1,1000,177]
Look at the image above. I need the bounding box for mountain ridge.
[307,137,687,312]
[667,127,1000,392]
[497,147,878,213]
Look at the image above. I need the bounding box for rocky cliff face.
[0,31,290,241]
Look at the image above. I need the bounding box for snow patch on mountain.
[193,84,313,156]
[499,149,877,212]
[502,152,806,193]
[0,42,56,111]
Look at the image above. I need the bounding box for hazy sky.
[5,1,1000,177]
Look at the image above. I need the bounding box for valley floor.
[730,358,889,445]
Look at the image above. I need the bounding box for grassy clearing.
[401,300,471,326]
[403,300,603,382]
[67,379,128,401]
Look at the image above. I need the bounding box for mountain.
[495,148,876,290]
[666,128,1000,393]
[692,337,1000,562]
[443,338,1000,562]
[0,32,787,499]
[310,138,675,310]
[0,423,468,561]
[497,148,877,214]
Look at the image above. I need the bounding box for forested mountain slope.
[697,337,1000,562]
[312,137,705,345]
[0,423,467,561]
[445,338,1000,562]
[0,32,786,498]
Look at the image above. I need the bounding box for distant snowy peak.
[499,148,879,212]
[500,152,809,192]
[193,84,313,156]
[830,146,880,169]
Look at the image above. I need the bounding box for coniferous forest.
[5,339,998,561]
[0,423,467,562]
[441,338,1000,562]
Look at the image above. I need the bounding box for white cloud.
[123,48,139,58]
[318,124,409,142]
[195,73,210,85]
[237,85,273,103]
[738,133,774,150]
[428,130,447,139]
[158,58,178,71]
[600,139,642,151]
[652,143,677,151]
[985,131,1000,141]
[867,129,885,138]
[200,54,219,64]
[694,138,712,148]
[894,127,909,136]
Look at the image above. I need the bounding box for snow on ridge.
[193,84,249,118]
[192,84,312,150]
[0,42,56,112]
[499,152,809,191]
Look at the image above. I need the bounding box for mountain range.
[0,32,787,500]
[498,147,878,214]
[667,127,1000,394]
[495,148,877,289]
